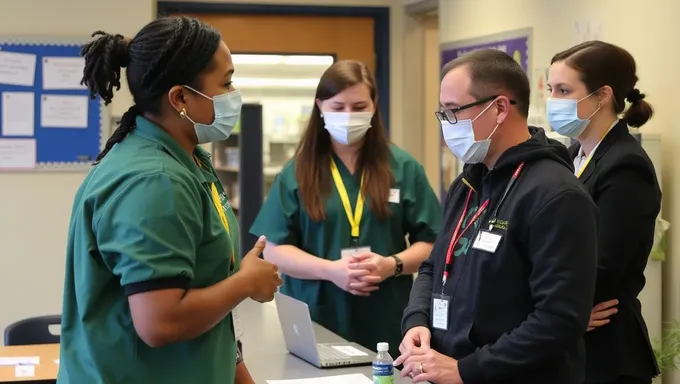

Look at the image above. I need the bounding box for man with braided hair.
[58,16,282,384]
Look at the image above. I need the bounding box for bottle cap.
[377,342,389,352]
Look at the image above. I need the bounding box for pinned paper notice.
[14,364,35,378]
[42,57,87,90]
[0,51,36,86]
[1,92,35,136]
[0,138,36,169]
[331,345,369,357]
[0,356,40,366]
[41,94,88,128]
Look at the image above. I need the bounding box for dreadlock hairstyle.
[80,16,221,164]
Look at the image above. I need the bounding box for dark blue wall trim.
[157,2,392,134]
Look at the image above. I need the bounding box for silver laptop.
[274,292,374,368]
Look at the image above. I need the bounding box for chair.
[4,315,61,346]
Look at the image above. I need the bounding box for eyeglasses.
[435,95,517,124]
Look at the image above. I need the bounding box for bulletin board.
[0,36,108,171]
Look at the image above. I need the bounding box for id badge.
[431,293,451,331]
[340,246,371,258]
[232,305,245,339]
[471,230,503,253]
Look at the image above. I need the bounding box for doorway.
[156,2,391,131]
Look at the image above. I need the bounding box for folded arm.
[592,164,660,302]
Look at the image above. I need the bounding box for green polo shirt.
[58,116,239,384]
[250,145,442,358]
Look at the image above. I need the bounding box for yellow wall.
[0,0,410,334]
[439,0,679,381]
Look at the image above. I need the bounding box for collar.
[571,119,629,182]
[576,119,620,159]
[133,116,207,182]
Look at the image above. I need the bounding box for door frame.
[157,2,391,134]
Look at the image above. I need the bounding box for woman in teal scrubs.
[58,17,281,384]
[250,60,442,358]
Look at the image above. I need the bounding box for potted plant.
[654,321,680,373]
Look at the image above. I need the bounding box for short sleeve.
[404,164,442,243]
[94,172,202,295]
[250,170,300,246]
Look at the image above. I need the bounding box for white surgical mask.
[441,100,498,164]
[183,86,243,144]
[546,92,600,138]
[322,112,373,145]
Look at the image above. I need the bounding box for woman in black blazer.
[546,41,661,384]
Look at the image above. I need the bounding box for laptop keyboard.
[319,345,353,361]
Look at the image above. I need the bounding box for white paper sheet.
[0,138,36,169]
[0,51,36,86]
[41,94,88,128]
[14,364,35,377]
[42,57,87,90]
[2,92,35,136]
[0,356,40,366]
[267,373,372,384]
[331,345,369,357]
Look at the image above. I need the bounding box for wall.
[439,0,679,381]
[0,0,410,336]
[0,0,155,334]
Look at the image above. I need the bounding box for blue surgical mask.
[441,100,498,164]
[546,93,600,138]
[183,86,242,143]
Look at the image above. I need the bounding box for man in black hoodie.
[394,49,599,384]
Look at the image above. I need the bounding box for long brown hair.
[295,60,393,222]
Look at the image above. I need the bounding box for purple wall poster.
[440,28,532,73]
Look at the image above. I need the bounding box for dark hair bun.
[80,31,130,105]
[623,88,653,128]
[625,88,645,104]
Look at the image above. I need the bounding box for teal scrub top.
[250,144,442,357]
[58,116,240,384]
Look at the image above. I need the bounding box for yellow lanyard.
[209,183,235,264]
[575,154,594,178]
[330,158,365,238]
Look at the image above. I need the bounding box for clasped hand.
[395,326,462,384]
[394,346,462,384]
[329,252,394,296]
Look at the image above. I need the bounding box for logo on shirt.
[454,205,481,257]
[219,192,231,211]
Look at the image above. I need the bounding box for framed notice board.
[0,36,108,171]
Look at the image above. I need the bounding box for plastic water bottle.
[372,342,394,384]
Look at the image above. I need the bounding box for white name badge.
[432,293,450,331]
[472,230,503,253]
[340,246,372,258]
[389,188,400,204]
[232,305,244,340]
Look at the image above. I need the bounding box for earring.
[180,108,187,119]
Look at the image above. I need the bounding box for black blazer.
[569,120,661,383]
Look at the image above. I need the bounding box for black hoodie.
[402,128,599,384]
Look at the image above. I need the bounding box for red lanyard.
[441,162,525,289]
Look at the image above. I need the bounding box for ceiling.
[232,54,332,88]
